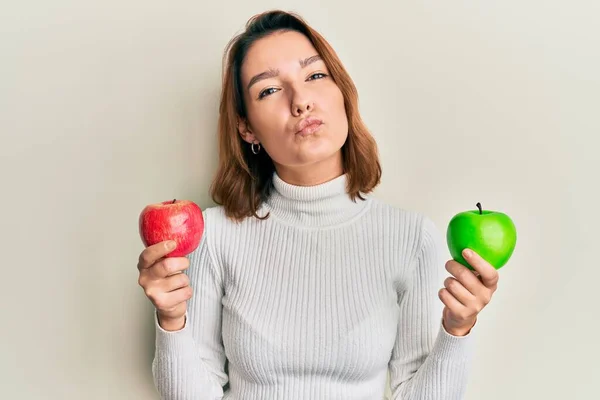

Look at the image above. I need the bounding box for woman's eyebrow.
[247,55,323,91]
[300,54,322,68]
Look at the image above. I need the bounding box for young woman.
[137,10,499,400]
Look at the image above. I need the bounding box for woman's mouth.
[295,117,323,136]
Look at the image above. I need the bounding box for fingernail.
[463,249,473,258]
[166,241,176,250]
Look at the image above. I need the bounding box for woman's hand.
[439,248,500,336]
[137,241,193,331]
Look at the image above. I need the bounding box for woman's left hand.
[439,248,500,336]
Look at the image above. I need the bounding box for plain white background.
[2,1,599,399]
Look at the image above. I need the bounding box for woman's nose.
[291,93,314,116]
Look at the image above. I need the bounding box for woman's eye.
[308,73,327,81]
[258,74,327,99]
[258,87,278,99]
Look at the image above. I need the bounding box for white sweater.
[152,172,475,399]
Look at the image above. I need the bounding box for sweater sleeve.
[388,216,476,400]
[151,226,228,400]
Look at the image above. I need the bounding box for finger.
[162,272,190,292]
[462,249,499,290]
[138,240,177,270]
[154,286,193,311]
[144,256,190,280]
[444,277,476,306]
[445,259,484,295]
[438,288,467,314]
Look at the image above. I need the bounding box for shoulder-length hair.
[210,10,382,222]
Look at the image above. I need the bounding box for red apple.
[138,199,204,257]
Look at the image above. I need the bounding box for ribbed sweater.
[151,172,475,399]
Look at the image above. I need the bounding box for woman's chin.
[291,146,343,167]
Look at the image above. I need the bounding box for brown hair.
[210,10,382,222]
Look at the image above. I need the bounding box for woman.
[137,10,499,400]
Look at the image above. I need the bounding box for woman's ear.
[237,118,257,144]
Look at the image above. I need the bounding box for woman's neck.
[262,170,371,228]
[273,151,344,186]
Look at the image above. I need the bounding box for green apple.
[446,202,517,270]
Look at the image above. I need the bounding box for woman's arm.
[388,217,475,400]
[152,231,228,400]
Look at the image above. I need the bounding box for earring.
[251,142,261,155]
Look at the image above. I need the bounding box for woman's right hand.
[137,240,193,331]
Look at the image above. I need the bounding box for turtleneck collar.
[262,172,372,227]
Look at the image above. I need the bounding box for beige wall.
[2,1,598,399]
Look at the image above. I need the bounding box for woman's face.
[238,30,348,182]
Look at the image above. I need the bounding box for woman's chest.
[218,227,404,383]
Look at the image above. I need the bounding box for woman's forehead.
[242,31,320,77]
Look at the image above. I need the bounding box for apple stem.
[476,202,482,215]
[172,199,176,204]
